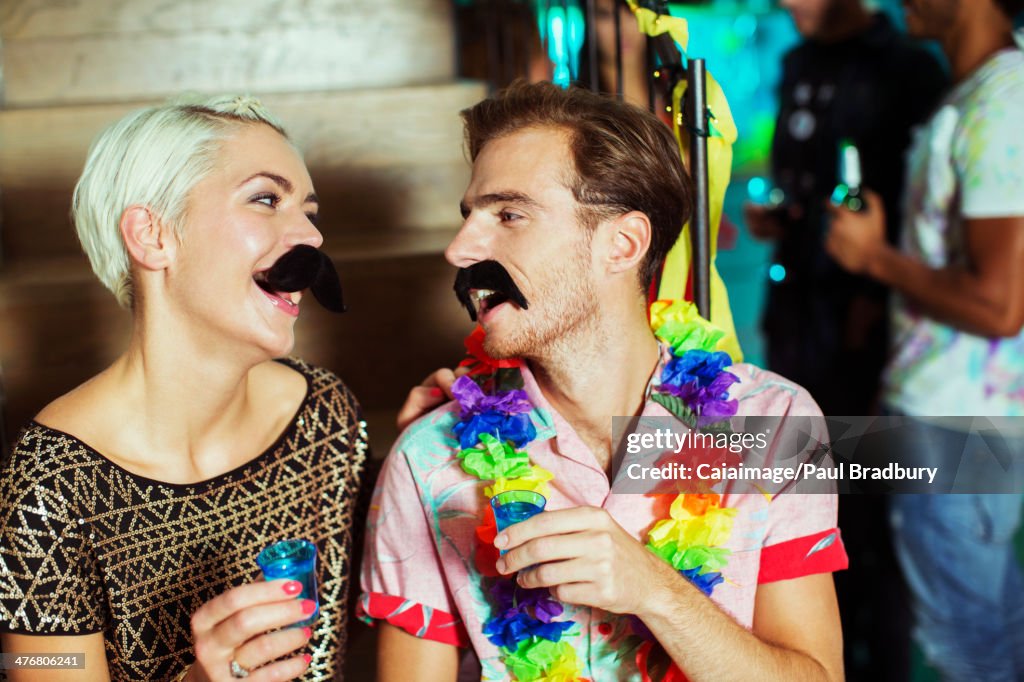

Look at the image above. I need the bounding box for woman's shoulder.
[7,421,99,469]
[32,372,111,440]
[2,421,103,509]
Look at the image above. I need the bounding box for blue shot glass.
[490,490,547,555]
[256,539,319,627]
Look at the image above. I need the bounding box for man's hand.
[396,367,469,431]
[495,506,677,616]
[825,188,887,274]
[494,506,842,682]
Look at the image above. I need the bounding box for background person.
[827,1,1024,678]
[745,2,947,677]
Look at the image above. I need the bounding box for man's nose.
[445,214,490,268]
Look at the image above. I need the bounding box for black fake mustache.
[259,245,346,313]
[453,260,529,322]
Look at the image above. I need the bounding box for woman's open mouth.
[253,271,300,317]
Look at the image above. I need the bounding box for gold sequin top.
[0,359,369,681]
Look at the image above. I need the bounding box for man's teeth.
[472,289,496,302]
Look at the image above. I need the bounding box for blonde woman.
[0,96,368,681]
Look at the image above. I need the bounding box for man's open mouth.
[453,261,529,322]
[470,288,512,318]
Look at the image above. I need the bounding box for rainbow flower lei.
[450,301,740,681]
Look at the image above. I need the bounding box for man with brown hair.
[360,82,847,681]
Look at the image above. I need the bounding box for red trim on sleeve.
[357,592,470,647]
[758,528,848,584]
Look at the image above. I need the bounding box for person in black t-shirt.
[747,0,946,416]
[744,1,947,680]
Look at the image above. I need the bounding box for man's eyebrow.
[241,172,318,206]
[460,191,542,216]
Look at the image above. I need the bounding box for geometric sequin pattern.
[0,359,369,681]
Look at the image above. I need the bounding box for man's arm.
[500,507,842,682]
[638,570,842,682]
[1,633,110,682]
[376,623,459,682]
[826,191,1024,337]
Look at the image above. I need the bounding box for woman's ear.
[605,210,652,276]
[120,205,174,270]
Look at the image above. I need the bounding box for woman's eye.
[306,213,319,226]
[252,192,280,208]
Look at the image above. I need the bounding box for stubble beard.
[482,253,600,362]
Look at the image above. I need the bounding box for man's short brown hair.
[461,81,693,289]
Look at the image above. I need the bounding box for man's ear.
[605,211,652,276]
[120,205,174,270]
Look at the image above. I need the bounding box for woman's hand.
[187,580,313,681]
[396,367,468,432]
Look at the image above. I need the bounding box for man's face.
[446,126,600,360]
[902,0,960,39]
[780,0,840,38]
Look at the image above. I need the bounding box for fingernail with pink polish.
[304,653,312,666]
[302,627,312,638]
[282,580,302,595]
[301,599,316,615]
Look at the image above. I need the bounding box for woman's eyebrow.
[239,171,293,193]
[240,171,318,205]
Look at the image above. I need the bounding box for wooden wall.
[0,0,484,451]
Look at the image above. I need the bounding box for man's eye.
[500,211,522,222]
[251,192,280,207]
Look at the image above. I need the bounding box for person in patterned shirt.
[362,82,848,682]
[827,1,1024,678]
[0,96,368,681]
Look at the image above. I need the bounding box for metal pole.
[500,0,515,86]
[485,0,501,89]
[563,0,570,84]
[687,58,711,320]
[613,0,623,98]
[585,0,599,91]
[645,35,656,112]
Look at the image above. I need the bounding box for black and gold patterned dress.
[0,359,369,681]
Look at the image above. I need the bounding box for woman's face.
[164,122,322,360]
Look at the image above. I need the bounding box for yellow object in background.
[628,3,744,363]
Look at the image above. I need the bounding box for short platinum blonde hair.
[72,94,287,307]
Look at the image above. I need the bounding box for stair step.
[0,0,457,107]
[0,82,485,262]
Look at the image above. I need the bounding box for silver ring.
[229,660,250,678]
